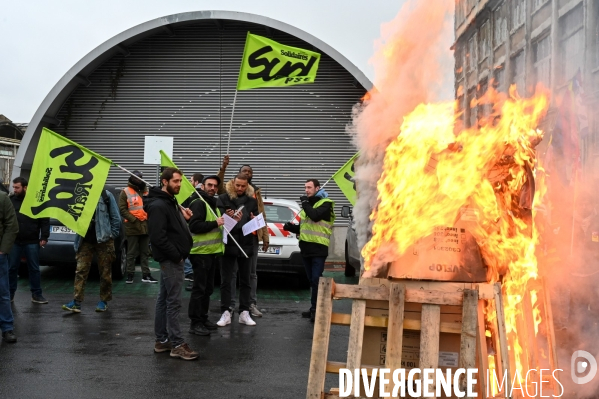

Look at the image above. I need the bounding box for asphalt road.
[0,264,356,399]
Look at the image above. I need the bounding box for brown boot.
[170,343,199,360]
[154,340,172,353]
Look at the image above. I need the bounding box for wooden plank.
[361,277,496,300]
[405,289,464,306]
[306,277,334,399]
[334,283,464,306]
[523,289,540,378]
[493,283,512,399]
[476,299,488,399]
[346,299,367,371]
[420,304,441,396]
[333,284,389,301]
[458,290,478,394]
[330,312,462,334]
[542,277,559,392]
[385,283,406,397]
[326,360,379,375]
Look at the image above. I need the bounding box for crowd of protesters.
[0,156,336,361]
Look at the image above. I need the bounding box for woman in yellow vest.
[283,179,335,322]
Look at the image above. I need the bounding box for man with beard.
[284,179,335,322]
[187,175,224,336]
[8,177,49,304]
[216,174,258,327]
[118,170,156,284]
[144,167,198,360]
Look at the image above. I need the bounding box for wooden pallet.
[305,277,512,399]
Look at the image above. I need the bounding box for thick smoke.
[347,0,454,275]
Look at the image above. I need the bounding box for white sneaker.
[239,310,256,326]
[249,304,263,317]
[216,310,231,327]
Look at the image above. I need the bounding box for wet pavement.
[0,263,356,398]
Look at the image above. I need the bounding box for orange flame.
[361,85,550,376]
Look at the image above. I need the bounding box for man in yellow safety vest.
[187,175,225,336]
[118,170,157,284]
[283,179,335,322]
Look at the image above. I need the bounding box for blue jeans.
[155,260,185,347]
[302,256,326,311]
[0,253,14,332]
[184,258,193,276]
[8,243,42,297]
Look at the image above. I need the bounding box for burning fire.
[361,85,550,377]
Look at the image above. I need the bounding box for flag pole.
[225,89,239,155]
[113,163,155,187]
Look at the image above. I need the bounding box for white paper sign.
[242,213,266,236]
[438,351,459,367]
[144,136,173,164]
[222,214,238,244]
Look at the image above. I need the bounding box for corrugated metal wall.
[53,19,365,225]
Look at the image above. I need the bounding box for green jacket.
[118,184,149,236]
[0,192,19,254]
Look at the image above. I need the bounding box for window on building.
[467,35,477,72]
[534,35,551,90]
[494,66,505,91]
[512,51,525,96]
[595,5,599,68]
[468,89,477,128]
[478,79,490,123]
[559,5,584,83]
[494,4,508,47]
[533,0,549,12]
[479,22,491,61]
[455,44,464,76]
[512,0,526,30]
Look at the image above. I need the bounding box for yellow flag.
[159,150,196,203]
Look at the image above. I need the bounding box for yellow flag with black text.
[237,32,321,90]
[159,150,196,204]
[332,153,358,205]
[20,128,112,236]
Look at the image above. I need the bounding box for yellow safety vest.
[299,198,335,246]
[190,199,224,255]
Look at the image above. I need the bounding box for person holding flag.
[144,167,198,360]
[187,175,224,336]
[283,179,335,322]
[62,188,121,313]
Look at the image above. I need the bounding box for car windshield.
[264,204,297,223]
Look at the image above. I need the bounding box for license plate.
[259,246,281,255]
[51,225,76,234]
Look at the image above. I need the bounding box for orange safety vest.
[124,187,148,222]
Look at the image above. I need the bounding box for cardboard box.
[386,215,488,282]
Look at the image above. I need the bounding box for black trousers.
[188,254,218,326]
[220,255,251,313]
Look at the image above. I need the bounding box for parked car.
[257,198,305,281]
[341,205,360,277]
[37,185,126,279]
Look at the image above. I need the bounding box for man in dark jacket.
[215,174,258,327]
[284,179,335,322]
[187,175,224,336]
[118,170,156,284]
[0,190,19,343]
[144,167,198,361]
[8,177,49,304]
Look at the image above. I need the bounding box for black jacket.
[11,195,50,245]
[217,180,258,258]
[285,195,333,258]
[144,187,193,264]
[188,190,219,235]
